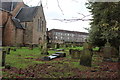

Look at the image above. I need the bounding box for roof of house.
[12,18,25,29]
[0,2,18,11]
[49,29,89,35]
[0,2,28,12]
[15,6,39,22]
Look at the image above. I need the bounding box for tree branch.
[57,0,64,15]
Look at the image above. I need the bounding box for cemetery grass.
[2,47,119,79]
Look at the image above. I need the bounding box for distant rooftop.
[49,29,89,35]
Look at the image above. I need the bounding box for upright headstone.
[103,42,113,62]
[2,51,6,66]
[118,46,120,62]
[41,42,49,55]
[55,43,59,49]
[29,45,33,50]
[7,48,11,54]
[13,48,16,51]
[69,49,72,55]
[70,49,81,59]
[80,40,92,67]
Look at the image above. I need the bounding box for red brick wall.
[0,28,2,46]
[12,2,26,17]
[3,16,16,46]
[0,10,9,26]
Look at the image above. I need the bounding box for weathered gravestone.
[2,51,6,66]
[103,42,113,62]
[80,41,92,67]
[41,42,49,55]
[69,49,73,55]
[70,49,81,59]
[42,52,66,61]
[55,43,59,49]
[29,45,34,50]
[13,48,16,51]
[56,49,64,51]
[118,46,120,62]
[6,48,11,54]
[55,52,66,57]
[111,47,118,58]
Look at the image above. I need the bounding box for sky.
[23,0,92,33]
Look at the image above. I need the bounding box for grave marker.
[6,48,10,54]
[103,42,113,62]
[80,40,92,67]
[118,46,120,62]
[42,52,66,61]
[2,51,6,66]
[70,49,81,59]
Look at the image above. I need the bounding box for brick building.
[16,5,47,45]
[0,1,47,46]
[48,29,89,44]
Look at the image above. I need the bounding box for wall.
[0,28,2,46]
[22,22,33,45]
[15,28,24,45]
[12,2,26,17]
[32,6,46,45]
[3,16,16,46]
[0,10,10,26]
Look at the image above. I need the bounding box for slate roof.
[15,7,38,22]
[49,29,89,35]
[0,2,18,11]
[0,2,28,12]
[12,18,25,29]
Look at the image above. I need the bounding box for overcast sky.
[23,0,92,32]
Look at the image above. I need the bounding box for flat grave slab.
[42,52,66,61]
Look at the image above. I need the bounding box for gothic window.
[37,19,40,31]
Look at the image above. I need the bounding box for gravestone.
[41,42,49,55]
[80,40,92,67]
[42,52,66,61]
[69,49,73,55]
[55,43,59,49]
[55,52,66,57]
[71,49,81,59]
[103,42,113,62]
[29,45,34,50]
[111,47,118,58]
[118,46,120,62]
[2,51,6,66]
[6,48,11,54]
[13,48,16,51]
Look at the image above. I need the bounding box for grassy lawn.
[2,46,118,78]
[5,47,42,69]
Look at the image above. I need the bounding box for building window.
[37,17,44,32]
[40,17,42,32]
[41,19,44,32]
[37,19,40,31]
